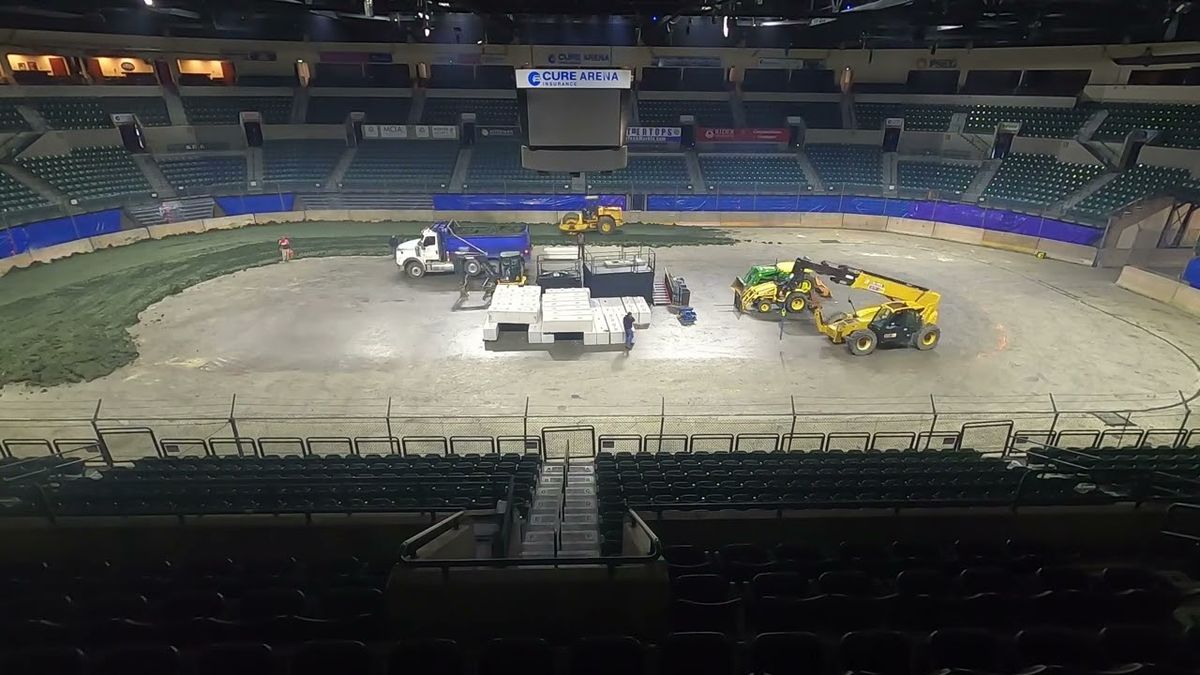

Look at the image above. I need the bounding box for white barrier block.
[482,319,499,342]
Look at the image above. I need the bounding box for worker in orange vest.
[278,235,294,262]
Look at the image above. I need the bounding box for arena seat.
[182,97,292,125]
[697,154,810,192]
[35,97,170,129]
[17,146,152,203]
[856,103,962,132]
[262,141,346,186]
[743,101,842,129]
[465,142,570,191]
[805,144,883,188]
[1091,102,1200,149]
[421,97,518,125]
[586,154,691,191]
[1068,164,1192,221]
[896,160,979,194]
[982,153,1103,207]
[638,100,735,127]
[305,97,411,125]
[0,101,31,131]
[0,170,50,212]
[156,155,247,191]
[964,105,1090,138]
[342,141,458,189]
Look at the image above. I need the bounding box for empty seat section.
[856,103,962,132]
[743,101,841,129]
[982,153,1103,207]
[805,144,883,188]
[262,141,345,185]
[1091,102,1200,149]
[964,105,1089,138]
[182,97,292,125]
[465,142,570,190]
[306,97,411,125]
[698,154,810,191]
[587,155,690,191]
[0,170,50,212]
[342,141,458,188]
[1069,164,1192,221]
[897,161,978,194]
[36,97,170,129]
[422,97,517,125]
[18,146,152,203]
[157,156,247,191]
[0,101,31,131]
[639,100,734,127]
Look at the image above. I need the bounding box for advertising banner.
[517,68,632,89]
[654,56,723,68]
[696,127,789,143]
[430,125,457,139]
[362,124,457,140]
[626,126,682,144]
[531,46,613,66]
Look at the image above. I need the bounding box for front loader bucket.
[731,278,747,310]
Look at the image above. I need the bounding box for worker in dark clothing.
[623,311,635,352]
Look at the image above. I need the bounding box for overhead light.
[437,1,450,6]
[424,25,431,37]
[937,24,963,30]
[143,0,153,6]
[297,58,304,63]
[476,39,482,44]
[722,15,729,37]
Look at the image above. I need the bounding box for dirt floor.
[2,226,1196,438]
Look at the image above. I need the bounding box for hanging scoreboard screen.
[517,69,631,150]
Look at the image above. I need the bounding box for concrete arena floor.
[4,227,1200,417]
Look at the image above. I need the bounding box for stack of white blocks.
[483,284,542,342]
[481,285,654,346]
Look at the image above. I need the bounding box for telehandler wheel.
[785,292,807,313]
[913,325,941,351]
[847,329,878,356]
[756,300,774,314]
[405,261,426,279]
[597,215,616,234]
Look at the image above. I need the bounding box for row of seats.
[0,169,49,212]
[1092,102,1200,149]
[587,154,691,190]
[982,153,1103,207]
[639,99,735,128]
[156,155,247,190]
[35,97,171,129]
[856,103,959,132]
[698,154,810,190]
[422,97,518,125]
[743,101,842,128]
[1070,163,1193,219]
[896,160,978,193]
[17,146,151,203]
[465,142,571,189]
[803,144,883,187]
[181,96,293,125]
[305,96,411,125]
[261,140,345,185]
[3,627,1189,675]
[342,141,458,188]
[964,105,1092,138]
[0,100,30,131]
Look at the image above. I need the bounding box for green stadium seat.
[465,142,570,190]
[17,146,153,203]
[1069,164,1194,221]
[0,170,50,213]
[856,103,963,132]
[744,101,842,129]
[306,97,411,125]
[157,156,247,191]
[698,154,810,192]
[805,144,883,188]
[964,106,1089,138]
[342,141,458,189]
[1090,103,1200,149]
[422,97,517,125]
[182,97,292,125]
[0,101,31,132]
[639,100,735,127]
[262,141,345,185]
[588,155,691,191]
[36,97,170,129]
[897,161,979,194]
[981,153,1103,208]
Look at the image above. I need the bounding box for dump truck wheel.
[847,329,877,356]
[785,292,807,313]
[598,215,616,234]
[914,325,941,351]
[756,300,773,313]
[464,258,484,277]
[405,261,426,279]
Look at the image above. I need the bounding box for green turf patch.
[0,220,732,387]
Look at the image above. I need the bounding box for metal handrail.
[1163,502,1200,543]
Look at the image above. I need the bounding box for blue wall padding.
[431,194,627,211]
[216,193,296,215]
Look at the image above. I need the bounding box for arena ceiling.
[7,0,1200,48]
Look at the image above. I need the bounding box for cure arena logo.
[527,71,541,86]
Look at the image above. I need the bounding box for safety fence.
[0,392,1194,464]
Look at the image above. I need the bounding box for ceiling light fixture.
[937,24,963,30]
[723,15,729,37]
[143,0,153,6]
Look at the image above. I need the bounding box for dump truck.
[395,221,531,279]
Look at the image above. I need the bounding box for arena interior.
[4,0,1200,672]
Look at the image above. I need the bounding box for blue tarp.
[216,193,296,216]
[21,209,122,251]
[0,226,28,259]
[645,195,1103,246]
[432,194,627,211]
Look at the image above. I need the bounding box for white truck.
[394,220,532,279]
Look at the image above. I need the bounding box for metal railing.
[0,392,1193,464]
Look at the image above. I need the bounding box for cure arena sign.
[516,69,632,89]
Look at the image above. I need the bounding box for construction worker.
[623,311,635,352]
[278,235,294,262]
